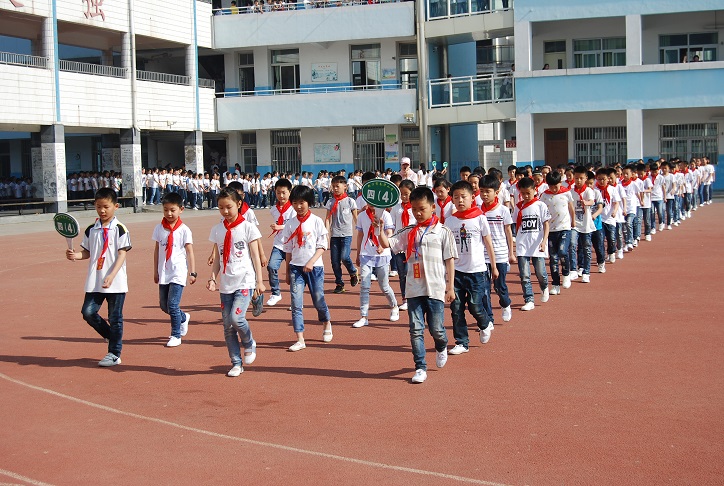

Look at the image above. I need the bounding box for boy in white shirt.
[539,171,575,295]
[620,166,641,251]
[595,168,621,264]
[661,162,676,230]
[570,166,602,281]
[267,178,296,306]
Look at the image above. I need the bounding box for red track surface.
[0,203,722,485]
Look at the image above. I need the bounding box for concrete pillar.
[101,134,121,172]
[31,133,44,198]
[626,15,643,66]
[516,112,535,165]
[121,32,132,71]
[514,20,532,73]
[185,130,204,173]
[120,128,143,210]
[626,109,644,162]
[227,131,241,171]
[40,125,67,212]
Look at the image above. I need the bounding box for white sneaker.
[608,254,616,264]
[180,312,190,337]
[674,221,680,226]
[399,302,408,311]
[667,225,672,230]
[598,263,606,273]
[521,301,535,311]
[651,228,657,235]
[449,344,469,355]
[227,365,243,377]
[550,285,560,295]
[659,223,665,231]
[436,348,448,368]
[352,317,368,328]
[166,336,181,347]
[681,215,686,221]
[687,211,692,218]
[582,274,590,283]
[645,235,651,241]
[411,369,427,384]
[541,288,550,303]
[632,241,638,248]
[389,270,398,277]
[578,268,584,276]
[370,274,378,281]
[617,249,624,260]
[502,306,512,322]
[243,341,256,365]
[288,341,306,352]
[266,294,282,306]
[562,276,571,289]
[623,246,629,253]
[98,353,121,367]
[389,306,400,322]
[480,323,493,344]
[568,271,578,281]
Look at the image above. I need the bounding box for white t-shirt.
[638,178,652,209]
[482,203,513,263]
[663,174,676,200]
[434,197,454,223]
[152,222,193,286]
[446,213,491,273]
[513,200,550,257]
[209,220,261,294]
[613,183,627,222]
[539,189,574,232]
[356,210,394,258]
[81,217,132,293]
[390,201,414,231]
[571,186,599,234]
[620,181,641,215]
[281,213,328,267]
[650,174,665,201]
[596,185,621,225]
[270,203,296,249]
[355,194,367,211]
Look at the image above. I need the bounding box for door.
[544,128,568,166]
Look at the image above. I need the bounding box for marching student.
[433,178,454,223]
[389,179,416,311]
[266,178,296,307]
[569,166,602,283]
[539,171,575,295]
[325,175,359,294]
[620,166,641,251]
[636,163,653,241]
[595,168,621,264]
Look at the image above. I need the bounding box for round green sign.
[443,161,449,168]
[362,178,400,209]
[431,160,437,168]
[54,213,80,238]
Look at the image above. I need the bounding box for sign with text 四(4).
[54,213,80,239]
[362,179,400,209]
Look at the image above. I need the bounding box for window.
[573,37,626,68]
[351,44,381,89]
[271,49,300,93]
[398,43,418,90]
[543,40,566,69]
[660,123,718,163]
[401,127,420,168]
[271,130,301,174]
[659,32,718,64]
[240,132,257,174]
[353,127,384,172]
[238,53,255,94]
[574,127,627,166]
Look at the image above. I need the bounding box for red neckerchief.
[401,202,412,227]
[365,207,380,248]
[516,198,539,229]
[472,190,480,208]
[566,178,575,187]
[544,186,570,195]
[222,214,245,274]
[480,197,499,215]
[406,214,438,262]
[508,178,516,186]
[596,184,610,204]
[535,182,545,193]
[455,207,484,219]
[240,202,250,216]
[271,201,292,236]
[436,196,452,223]
[328,193,348,218]
[98,222,109,269]
[289,210,311,247]
[651,173,658,185]
[621,179,634,187]
[161,218,182,262]
[573,184,587,200]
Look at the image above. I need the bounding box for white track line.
[0,372,509,486]
[0,469,55,486]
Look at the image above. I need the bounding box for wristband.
[190,272,197,277]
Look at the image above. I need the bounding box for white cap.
[401,157,411,166]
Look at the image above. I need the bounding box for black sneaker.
[252,293,264,317]
[350,273,359,287]
[333,284,345,294]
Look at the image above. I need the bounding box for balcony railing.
[428,74,514,108]
[199,78,216,88]
[0,51,48,69]
[213,0,402,15]
[137,70,190,85]
[59,60,127,78]
[219,82,406,97]
[427,0,511,20]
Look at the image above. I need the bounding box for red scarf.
[566,178,575,188]
[406,214,438,262]
[596,184,610,204]
[98,224,109,269]
[480,198,498,215]
[436,196,451,223]
[535,182,545,193]
[471,190,480,208]
[401,202,412,227]
[161,218,182,262]
[544,186,570,195]
[365,207,380,248]
[621,179,633,187]
[573,184,587,200]
[651,173,658,186]
[271,201,292,236]
[289,210,311,247]
[222,214,245,274]
[327,193,348,218]
[240,202,250,216]
[455,207,484,219]
[516,198,539,229]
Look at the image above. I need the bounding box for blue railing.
[428,73,514,108]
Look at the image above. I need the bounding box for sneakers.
[436,348,448,368]
[448,344,469,355]
[350,272,359,287]
[562,276,571,289]
[617,249,624,260]
[582,274,590,283]
[353,317,369,328]
[569,271,578,281]
[252,294,264,317]
[390,306,400,322]
[521,301,535,311]
[266,294,282,306]
[645,235,652,241]
[598,263,606,273]
[578,268,584,276]
[227,365,243,377]
[322,327,333,343]
[651,228,656,235]
[502,306,512,322]
[608,254,616,264]
[370,273,378,281]
[333,284,346,294]
[98,353,121,367]
[411,369,427,384]
[166,336,181,347]
[541,287,550,303]
[288,341,306,352]
[389,270,398,277]
[667,225,672,230]
[550,285,560,295]
[180,312,190,336]
[480,323,493,344]
[399,301,408,311]
[243,341,256,365]
[658,223,665,231]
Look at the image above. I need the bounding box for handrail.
[0,51,48,69]
[428,73,514,108]
[213,0,402,15]
[58,60,127,78]
[427,0,512,20]
[199,78,216,88]
[218,82,404,97]
[137,70,191,85]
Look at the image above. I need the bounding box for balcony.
[0,52,48,69]
[0,57,54,129]
[427,74,515,125]
[216,83,417,130]
[424,0,513,43]
[212,0,414,49]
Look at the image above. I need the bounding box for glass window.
[660,123,718,163]
[271,49,300,92]
[659,33,718,63]
[271,130,301,174]
[353,127,384,172]
[574,127,627,166]
[573,37,625,68]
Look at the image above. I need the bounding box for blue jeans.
[639,207,651,236]
[220,290,254,367]
[210,190,218,208]
[547,230,570,286]
[624,213,636,245]
[267,246,286,296]
[153,187,161,204]
[330,236,356,286]
[290,265,331,333]
[407,297,447,371]
[651,200,665,228]
[489,262,511,308]
[359,263,397,317]
[392,252,408,299]
[592,229,605,264]
[602,223,617,255]
[450,271,493,348]
[571,230,592,274]
[159,283,185,338]
[665,199,675,225]
[517,256,548,303]
[81,292,125,357]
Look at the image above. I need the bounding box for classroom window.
[240,132,257,174]
[353,126,384,172]
[573,37,626,68]
[659,123,718,163]
[271,130,301,174]
[659,32,718,64]
[238,53,255,94]
[271,49,300,93]
[574,126,627,166]
[351,44,381,88]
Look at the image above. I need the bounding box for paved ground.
[0,202,722,485]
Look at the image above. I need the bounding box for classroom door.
[544,128,568,166]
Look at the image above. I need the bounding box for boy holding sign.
[65,188,132,367]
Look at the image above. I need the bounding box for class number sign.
[362,178,400,209]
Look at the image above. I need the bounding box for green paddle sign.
[361,178,400,209]
[54,212,80,249]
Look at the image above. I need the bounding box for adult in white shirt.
[398,157,418,185]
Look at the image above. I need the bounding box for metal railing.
[213,0,402,15]
[199,78,216,88]
[0,51,48,69]
[218,82,405,97]
[428,74,514,108]
[137,70,191,85]
[59,60,127,78]
[427,0,511,20]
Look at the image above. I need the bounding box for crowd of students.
[65,155,716,382]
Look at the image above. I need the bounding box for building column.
[626,109,644,162]
[40,125,67,212]
[514,20,532,73]
[30,133,44,198]
[120,128,143,210]
[101,134,121,172]
[626,15,643,66]
[516,112,535,165]
[227,131,241,171]
[185,131,204,173]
